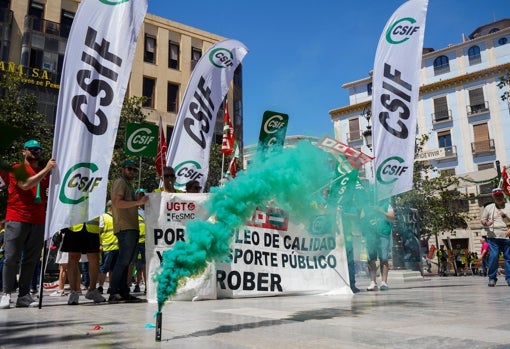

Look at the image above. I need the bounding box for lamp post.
[361,106,372,151]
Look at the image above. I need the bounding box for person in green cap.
[0,140,56,309]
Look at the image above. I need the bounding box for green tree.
[497,72,510,101]
[394,134,469,248]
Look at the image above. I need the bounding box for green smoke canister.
[155,311,162,342]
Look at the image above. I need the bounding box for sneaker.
[16,294,38,308]
[67,291,79,305]
[133,284,141,293]
[0,294,11,309]
[107,287,112,294]
[488,279,496,287]
[108,293,124,304]
[122,294,144,303]
[97,286,104,294]
[85,289,106,303]
[366,282,378,291]
[379,282,389,291]
[50,290,67,297]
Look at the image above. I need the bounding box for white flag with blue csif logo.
[166,39,248,191]
[45,0,147,240]
[371,0,428,200]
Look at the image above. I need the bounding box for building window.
[498,37,508,46]
[168,41,179,70]
[191,47,201,70]
[488,28,500,34]
[477,163,494,171]
[467,45,481,65]
[367,82,372,96]
[29,48,43,70]
[441,168,456,176]
[472,123,492,154]
[432,96,450,122]
[60,10,74,38]
[347,118,361,142]
[433,55,450,75]
[467,87,488,115]
[144,35,156,64]
[437,130,452,149]
[28,1,44,32]
[166,82,179,112]
[142,77,156,108]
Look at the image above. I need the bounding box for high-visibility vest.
[69,218,100,234]
[138,213,145,244]
[100,213,118,251]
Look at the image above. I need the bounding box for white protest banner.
[371,0,428,200]
[45,0,147,239]
[166,39,248,191]
[144,193,351,302]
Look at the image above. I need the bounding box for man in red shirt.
[0,140,56,309]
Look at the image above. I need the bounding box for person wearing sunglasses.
[1,140,56,309]
[155,166,180,193]
[108,160,148,303]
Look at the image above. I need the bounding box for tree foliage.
[497,72,510,101]
[394,134,469,243]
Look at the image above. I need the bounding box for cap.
[106,200,112,207]
[121,159,138,168]
[492,188,504,195]
[135,188,147,195]
[24,140,41,149]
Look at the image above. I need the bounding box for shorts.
[100,250,119,274]
[60,228,100,254]
[366,233,390,262]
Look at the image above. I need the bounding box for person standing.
[155,166,179,193]
[480,236,489,277]
[480,187,510,287]
[363,198,394,291]
[0,140,56,309]
[98,201,118,294]
[108,160,148,303]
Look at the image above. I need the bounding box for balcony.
[442,145,457,159]
[471,139,495,155]
[346,130,362,142]
[431,109,452,124]
[24,16,72,38]
[467,101,489,116]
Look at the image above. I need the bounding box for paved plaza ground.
[0,274,509,348]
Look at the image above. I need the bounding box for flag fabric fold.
[501,166,510,197]
[371,0,428,200]
[221,101,234,156]
[155,114,167,177]
[227,143,240,178]
[44,0,147,240]
[166,39,248,191]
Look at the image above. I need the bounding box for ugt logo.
[59,163,103,204]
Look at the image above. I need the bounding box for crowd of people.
[0,140,200,309]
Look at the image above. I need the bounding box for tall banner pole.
[371,0,428,200]
[45,0,147,239]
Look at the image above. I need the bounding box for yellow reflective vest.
[68,218,100,234]
[100,213,118,251]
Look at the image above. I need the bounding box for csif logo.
[174,160,204,188]
[263,114,286,134]
[385,17,420,44]
[59,163,103,204]
[209,48,234,68]
[99,0,129,5]
[126,127,156,153]
[376,156,409,184]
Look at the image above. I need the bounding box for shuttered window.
[433,96,449,121]
[348,118,361,141]
[473,123,490,152]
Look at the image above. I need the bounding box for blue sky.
[147,0,510,146]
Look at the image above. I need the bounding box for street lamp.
[361,106,372,150]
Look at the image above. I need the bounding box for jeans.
[110,230,139,296]
[2,221,44,296]
[487,238,510,283]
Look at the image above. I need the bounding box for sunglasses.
[163,173,176,178]
[126,167,138,172]
[27,147,42,153]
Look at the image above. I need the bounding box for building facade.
[329,19,510,259]
[1,0,243,148]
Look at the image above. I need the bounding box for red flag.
[221,101,234,155]
[155,114,167,177]
[227,143,239,178]
[502,166,510,197]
